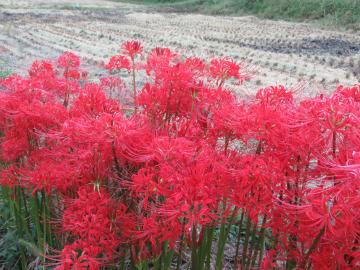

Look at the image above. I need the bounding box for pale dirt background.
[1,0,360,96]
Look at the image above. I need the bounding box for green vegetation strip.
[116,0,360,29]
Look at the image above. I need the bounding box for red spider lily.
[25,114,116,193]
[255,85,293,105]
[138,63,204,121]
[70,83,120,117]
[122,40,143,59]
[57,52,80,69]
[63,69,80,80]
[55,78,81,99]
[130,137,229,232]
[61,186,120,262]
[337,84,360,101]
[29,60,55,78]
[146,47,177,77]
[260,250,277,269]
[209,57,251,86]
[128,213,181,262]
[105,55,130,72]
[0,76,67,162]
[185,57,206,76]
[0,165,19,188]
[54,245,102,270]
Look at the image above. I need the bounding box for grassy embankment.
[116,0,360,29]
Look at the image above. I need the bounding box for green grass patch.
[0,60,12,79]
[116,0,360,29]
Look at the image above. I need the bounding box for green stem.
[20,189,30,229]
[176,221,185,270]
[42,190,53,247]
[119,254,126,270]
[162,241,174,270]
[251,215,267,268]
[42,195,47,263]
[30,192,43,248]
[234,211,245,270]
[241,214,252,268]
[191,224,199,270]
[204,227,215,270]
[16,188,32,241]
[245,218,259,270]
[215,207,238,270]
[198,227,208,270]
[215,222,227,270]
[12,189,27,269]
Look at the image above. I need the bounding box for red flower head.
[58,52,81,69]
[336,84,360,102]
[209,57,251,86]
[71,83,120,116]
[63,69,80,80]
[61,186,120,263]
[55,245,101,270]
[105,55,130,72]
[29,60,55,78]
[122,40,143,59]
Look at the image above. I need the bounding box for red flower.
[58,52,80,68]
[1,41,359,270]
[63,69,80,80]
[55,245,101,270]
[105,55,130,72]
[209,57,251,86]
[29,60,55,78]
[121,40,143,59]
[71,83,120,116]
[61,186,120,262]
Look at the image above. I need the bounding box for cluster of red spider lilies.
[0,41,359,270]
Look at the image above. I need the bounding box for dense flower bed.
[0,41,359,269]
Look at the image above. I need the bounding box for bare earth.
[1,0,360,96]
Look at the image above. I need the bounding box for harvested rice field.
[1,0,360,94]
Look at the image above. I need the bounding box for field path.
[1,0,359,94]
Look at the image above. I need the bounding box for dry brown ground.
[1,0,360,96]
